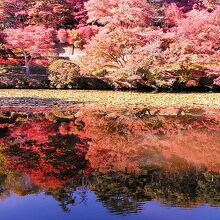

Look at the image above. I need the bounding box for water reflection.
[0,107,219,218]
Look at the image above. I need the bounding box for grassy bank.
[0,90,219,109]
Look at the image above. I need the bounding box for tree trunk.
[23,51,31,75]
[72,45,74,55]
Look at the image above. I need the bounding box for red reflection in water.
[0,107,219,193]
[78,108,220,173]
[0,115,91,189]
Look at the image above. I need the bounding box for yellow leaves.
[92,66,119,76]
[70,32,80,40]
[0,154,6,164]
[0,144,7,164]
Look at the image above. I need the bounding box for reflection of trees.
[90,172,150,215]
[90,167,220,215]
[0,111,91,212]
[1,166,218,215]
[79,107,220,215]
[1,115,90,187]
[79,108,220,173]
[0,165,40,200]
[46,185,76,213]
[0,108,219,214]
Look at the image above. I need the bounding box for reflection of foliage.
[143,169,220,208]
[79,108,220,173]
[0,167,40,200]
[90,172,149,215]
[46,184,90,212]
[46,185,75,213]
[0,112,90,188]
[0,110,91,212]
[0,108,220,215]
[90,167,220,215]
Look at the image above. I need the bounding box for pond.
[0,91,219,220]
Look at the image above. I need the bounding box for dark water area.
[0,107,219,220]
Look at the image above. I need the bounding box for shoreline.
[0,89,219,109]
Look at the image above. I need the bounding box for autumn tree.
[66,0,88,27]
[57,25,98,46]
[81,0,220,78]
[1,0,28,28]
[4,25,57,74]
[2,0,88,29]
[79,0,156,74]
[162,6,220,78]
[79,27,163,75]
[0,31,6,58]
[1,0,90,63]
[26,0,70,28]
[85,0,154,28]
[26,0,88,28]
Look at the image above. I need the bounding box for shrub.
[48,59,80,88]
[0,58,19,66]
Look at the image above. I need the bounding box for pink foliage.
[2,0,88,28]
[85,0,155,28]
[79,27,152,74]
[4,25,56,58]
[57,28,69,43]
[66,0,88,26]
[57,26,98,45]
[128,5,220,77]
[27,1,69,27]
[163,3,184,27]
[76,25,99,42]
[213,76,220,86]
[174,7,220,55]
[2,0,28,27]
[4,25,56,74]
[80,0,158,74]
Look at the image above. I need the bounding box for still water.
[0,107,219,220]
